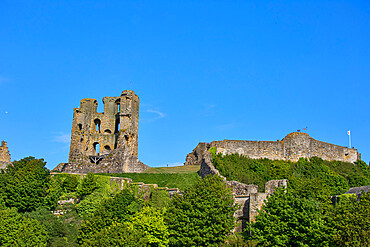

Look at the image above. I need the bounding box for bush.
[0,207,49,246]
[166,175,237,246]
[0,157,50,212]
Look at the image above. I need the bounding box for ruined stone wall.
[55,90,148,174]
[0,141,11,169]
[210,140,284,160]
[186,132,360,165]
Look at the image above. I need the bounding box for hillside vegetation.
[0,157,235,247]
[210,147,370,195]
[1,156,369,246]
[99,166,200,191]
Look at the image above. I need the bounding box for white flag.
[347,130,350,135]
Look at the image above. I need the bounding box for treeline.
[211,149,370,246]
[1,155,369,246]
[0,157,237,247]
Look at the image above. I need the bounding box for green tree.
[150,189,170,210]
[78,173,98,197]
[331,193,370,246]
[165,175,236,247]
[78,188,142,245]
[130,206,169,247]
[1,157,50,212]
[62,174,79,193]
[24,207,79,247]
[0,207,48,246]
[84,222,148,247]
[249,188,332,246]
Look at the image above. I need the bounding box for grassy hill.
[99,165,201,191]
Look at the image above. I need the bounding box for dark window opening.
[104,129,112,134]
[115,118,120,133]
[94,119,101,133]
[104,145,111,151]
[80,138,83,142]
[78,124,82,131]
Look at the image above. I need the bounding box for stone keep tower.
[0,141,11,169]
[69,90,139,158]
[54,90,148,173]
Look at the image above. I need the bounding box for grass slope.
[100,165,201,191]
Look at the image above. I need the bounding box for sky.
[0,1,369,169]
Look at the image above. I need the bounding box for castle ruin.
[53,90,149,173]
[186,132,361,166]
[0,141,11,169]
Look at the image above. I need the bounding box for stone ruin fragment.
[53,90,148,173]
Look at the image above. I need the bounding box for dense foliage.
[0,207,49,246]
[331,193,370,246]
[0,157,50,212]
[166,175,237,246]
[0,155,369,246]
[250,188,332,246]
[211,150,369,195]
[210,150,370,246]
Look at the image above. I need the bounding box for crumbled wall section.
[53,90,148,173]
[0,141,11,169]
[265,179,288,195]
[186,132,360,165]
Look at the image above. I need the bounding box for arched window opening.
[94,119,101,133]
[80,138,83,142]
[115,99,121,113]
[104,129,112,134]
[93,142,100,155]
[77,124,82,131]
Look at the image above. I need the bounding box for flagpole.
[348,130,351,149]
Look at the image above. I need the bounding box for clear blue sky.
[0,1,369,169]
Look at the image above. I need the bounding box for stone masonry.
[0,141,11,169]
[186,132,361,166]
[53,90,149,173]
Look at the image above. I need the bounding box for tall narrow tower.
[54,90,148,174]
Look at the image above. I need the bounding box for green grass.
[99,166,201,191]
[144,165,200,174]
